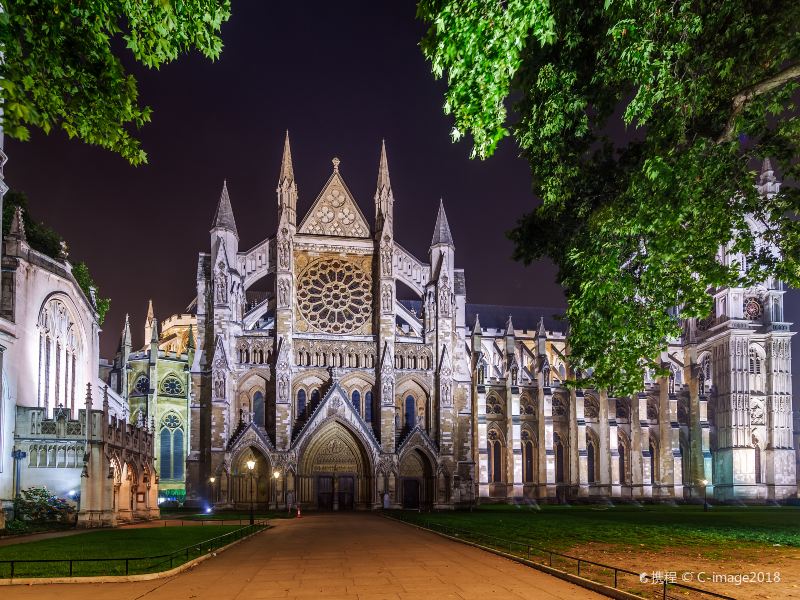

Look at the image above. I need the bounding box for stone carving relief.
[278,227,291,270]
[749,398,765,425]
[215,261,228,304]
[298,177,369,238]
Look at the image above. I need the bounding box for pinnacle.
[212,180,238,234]
[376,139,391,192]
[279,130,294,183]
[430,198,454,247]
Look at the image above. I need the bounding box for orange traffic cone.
[296,505,302,518]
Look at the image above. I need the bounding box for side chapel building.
[187,136,796,509]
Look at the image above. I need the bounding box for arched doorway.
[298,421,373,510]
[399,449,434,509]
[231,447,272,510]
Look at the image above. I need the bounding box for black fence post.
[69,560,73,577]
[614,568,618,588]
[577,559,581,577]
[10,561,14,579]
[125,558,129,576]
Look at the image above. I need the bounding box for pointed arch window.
[554,432,565,483]
[160,375,184,396]
[297,389,307,419]
[754,443,763,484]
[311,388,320,404]
[618,444,627,485]
[404,395,416,429]
[365,391,373,424]
[522,431,535,483]
[587,441,596,484]
[488,430,503,483]
[351,390,361,416]
[253,391,265,427]
[159,413,184,481]
[649,441,658,485]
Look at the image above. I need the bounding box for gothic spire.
[376,139,391,193]
[187,324,195,350]
[212,180,238,234]
[122,313,131,347]
[537,316,546,337]
[505,315,515,337]
[472,314,481,335]
[145,299,154,326]
[279,130,294,185]
[430,198,454,247]
[151,313,159,344]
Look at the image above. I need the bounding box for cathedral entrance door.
[318,476,334,510]
[402,479,420,509]
[338,476,355,510]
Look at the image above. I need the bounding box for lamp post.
[246,459,256,525]
[209,476,216,512]
[701,478,709,512]
[273,470,280,510]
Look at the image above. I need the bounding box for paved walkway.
[2,513,603,600]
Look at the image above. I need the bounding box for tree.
[72,261,111,325]
[0,0,231,165]
[418,0,800,393]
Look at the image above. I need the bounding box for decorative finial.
[332,157,340,172]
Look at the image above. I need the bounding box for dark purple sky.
[5,0,798,391]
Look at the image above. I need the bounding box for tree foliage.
[72,261,111,325]
[0,0,231,165]
[418,0,800,393]
[2,190,64,258]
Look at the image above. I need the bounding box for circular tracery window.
[161,377,184,396]
[743,297,763,320]
[296,258,372,334]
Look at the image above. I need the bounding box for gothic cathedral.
[185,135,796,510]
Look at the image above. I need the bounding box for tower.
[274,131,297,449]
[428,200,457,460]
[374,141,396,452]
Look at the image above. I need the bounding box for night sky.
[5,0,798,389]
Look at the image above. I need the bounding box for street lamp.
[701,478,709,512]
[246,459,256,525]
[273,470,280,510]
[209,476,216,511]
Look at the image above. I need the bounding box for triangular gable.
[298,170,371,238]
[291,381,381,454]
[212,335,229,370]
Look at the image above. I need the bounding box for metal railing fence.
[0,520,267,579]
[388,512,735,600]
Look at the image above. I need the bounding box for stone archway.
[230,446,272,510]
[399,448,434,509]
[298,421,373,510]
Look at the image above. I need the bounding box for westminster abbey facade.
[186,137,796,510]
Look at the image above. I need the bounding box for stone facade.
[104,302,195,500]
[186,139,796,509]
[0,207,158,524]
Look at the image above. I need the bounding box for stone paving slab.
[1,513,603,600]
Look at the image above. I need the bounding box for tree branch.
[717,62,800,143]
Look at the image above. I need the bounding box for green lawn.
[0,525,250,578]
[394,504,800,552]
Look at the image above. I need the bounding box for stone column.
[598,389,611,495]
[539,386,555,499]
[608,396,621,497]
[508,383,522,500]
[574,390,588,496]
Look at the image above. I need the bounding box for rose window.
[297,258,372,334]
